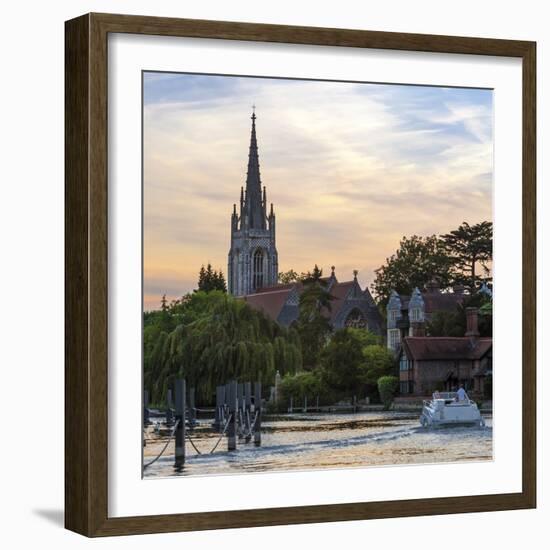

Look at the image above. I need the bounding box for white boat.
[420,392,485,428]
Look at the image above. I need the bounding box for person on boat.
[456,384,468,402]
[432,390,441,400]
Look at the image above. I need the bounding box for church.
[228,111,383,334]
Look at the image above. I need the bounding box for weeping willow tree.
[144,291,302,404]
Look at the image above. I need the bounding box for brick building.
[398,307,492,397]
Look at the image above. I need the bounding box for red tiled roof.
[327,280,355,320]
[242,287,293,320]
[402,337,492,361]
[241,279,360,324]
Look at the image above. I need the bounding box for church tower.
[228,110,278,296]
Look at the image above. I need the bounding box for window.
[345,309,367,329]
[410,308,421,321]
[399,356,411,371]
[253,249,264,290]
[399,381,413,394]
[389,310,398,322]
[389,329,400,350]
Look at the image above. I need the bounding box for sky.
[143,72,493,311]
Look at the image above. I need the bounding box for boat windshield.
[432,392,457,400]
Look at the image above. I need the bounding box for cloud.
[143,73,493,310]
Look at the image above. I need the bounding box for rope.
[143,419,180,469]
[186,432,203,455]
[209,414,232,454]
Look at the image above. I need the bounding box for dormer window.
[410,308,422,321]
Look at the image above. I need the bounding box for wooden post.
[316,395,319,411]
[289,395,293,414]
[254,382,262,446]
[227,380,237,451]
[165,388,174,426]
[174,379,186,466]
[214,385,222,430]
[244,382,252,442]
[143,390,150,426]
[304,395,308,413]
[189,386,196,428]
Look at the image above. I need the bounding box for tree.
[372,235,453,306]
[359,345,396,386]
[441,221,493,291]
[143,292,302,404]
[295,265,333,368]
[278,269,302,284]
[196,263,227,293]
[319,329,365,395]
[278,371,324,403]
[426,293,492,337]
[377,376,399,410]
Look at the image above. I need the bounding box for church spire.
[244,108,266,230]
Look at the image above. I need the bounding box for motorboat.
[420,392,485,428]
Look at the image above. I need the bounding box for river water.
[143,411,492,479]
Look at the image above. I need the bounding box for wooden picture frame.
[65,12,536,537]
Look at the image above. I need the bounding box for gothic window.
[345,309,367,329]
[253,248,264,290]
[388,310,398,322]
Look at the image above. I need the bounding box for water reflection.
[143,412,492,479]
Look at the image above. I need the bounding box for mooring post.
[143,390,150,426]
[244,381,252,442]
[237,383,244,437]
[289,395,293,414]
[353,395,357,413]
[228,380,237,451]
[174,379,186,466]
[189,386,196,429]
[165,388,174,427]
[316,395,319,411]
[304,395,308,413]
[214,385,221,430]
[254,382,262,446]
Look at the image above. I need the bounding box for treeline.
[144,291,301,405]
[372,221,492,305]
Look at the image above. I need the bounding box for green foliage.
[295,265,333,369]
[319,328,365,394]
[359,345,396,386]
[441,221,493,291]
[278,269,302,284]
[426,293,492,337]
[372,221,493,306]
[143,292,302,404]
[278,371,323,402]
[372,234,453,306]
[197,263,227,293]
[377,376,399,410]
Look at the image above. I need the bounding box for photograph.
[141,71,494,478]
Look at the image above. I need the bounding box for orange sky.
[143,73,493,311]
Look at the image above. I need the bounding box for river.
[143,411,492,478]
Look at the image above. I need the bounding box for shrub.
[377,375,399,410]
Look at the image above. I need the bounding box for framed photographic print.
[65,13,536,536]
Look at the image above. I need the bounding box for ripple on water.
[143,412,493,478]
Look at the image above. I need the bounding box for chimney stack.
[465,307,480,337]
[411,321,426,337]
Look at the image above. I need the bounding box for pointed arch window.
[345,308,367,329]
[253,249,265,290]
